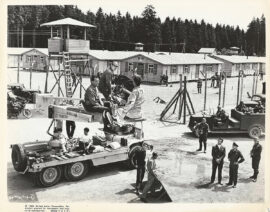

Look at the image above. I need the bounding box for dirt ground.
[6,69,265,203]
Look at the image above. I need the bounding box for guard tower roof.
[40,17,96,28]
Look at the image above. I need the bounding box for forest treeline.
[8,5,265,56]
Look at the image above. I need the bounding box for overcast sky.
[76,0,266,31]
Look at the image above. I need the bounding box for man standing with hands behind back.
[250,138,262,182]
[210,138,226,185]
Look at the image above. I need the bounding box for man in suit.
[210,138,226,185]
[227,142,245,188]
[250,138,262,182]
[84,75,110,113]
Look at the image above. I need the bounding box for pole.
[178,74,183,120]
[60,26,63,38]
[50,27,53,38]
[30,64,33,89]
[67,25,70,39]
[21,27,24,47]
[58,63,61,97]
[240,72,244,102]
[44,63,49,93]
[172,96,179,114]
[203,69,207,111]
[80,66,82,98]
[84,28,87,40]
[222,72,227,108]
[17,55,20,83]
[236,71,241,106]
[218,72,222,106]
[183,76,187,124]
[252,71,255,96]
[254,69,259,95]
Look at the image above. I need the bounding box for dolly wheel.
[248,125,262,139]
[11,144,27,172]
[23,109,32,119]
[64,162,89,181]
[39,166,62,187]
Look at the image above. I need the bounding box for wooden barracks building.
[7,17,266,84]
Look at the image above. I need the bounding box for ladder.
[62,52,73,98]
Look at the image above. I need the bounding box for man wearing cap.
[227,142,245,188]
[210,138,226,185]
[194,118,209,153]
[134,143,147,193]
[250,138,262,182]
[98,61,119,100]
[140,152,158,202]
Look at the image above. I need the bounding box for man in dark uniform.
[98,61,119,100]
[134,143,147,193]
[236,101,248,113]
[210,75,216,87]
[214,106,228,126]
[215,73,220,88]
[194,118,209,153]
[250,138,262,182]
[253,101,265,113]
[227,142,245,188]
[210,138,226,185]
[197,78,202,94]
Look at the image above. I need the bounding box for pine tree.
[141,5,161,52]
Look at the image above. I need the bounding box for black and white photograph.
[0,0,269,210]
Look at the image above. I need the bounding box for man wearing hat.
[99,61,119,100]
[194,118,209,153]
[227,142,245,188]
[210,138,226,185]
[250,138,262,182]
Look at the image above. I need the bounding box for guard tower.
[40,17,96,98]
[135,42,144,51]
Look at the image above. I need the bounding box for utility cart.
[11,104,146,187]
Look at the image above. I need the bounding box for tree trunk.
[33,28,36,47]
[17,26,20,47]
[21,27,24,48]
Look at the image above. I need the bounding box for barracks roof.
[213,55,266,64]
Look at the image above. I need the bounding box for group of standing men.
[195,117,262,188]
[197,72,223,94]
[210,137,262,188]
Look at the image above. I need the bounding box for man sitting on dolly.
[83,75,110,113]
[78,127,95,154]
[113,74,145,120]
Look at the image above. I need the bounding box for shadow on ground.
[7,161,130,202]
